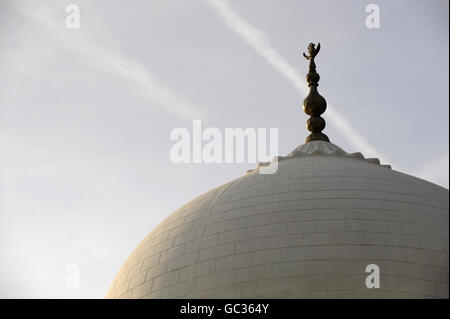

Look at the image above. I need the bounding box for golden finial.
[302,42,329,143]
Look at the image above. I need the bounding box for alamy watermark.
[169,120,279,174]
[365,264,380,288]
[66,263,80,289]
[65,4,80,29]
[365,4,380,29]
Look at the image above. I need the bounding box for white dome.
[107,141,449,298]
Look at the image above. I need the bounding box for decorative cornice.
[245,141,391,175]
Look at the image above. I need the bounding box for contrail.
[12,2,206,120]
[205,0,389,163]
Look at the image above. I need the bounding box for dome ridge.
[245,141,391,175]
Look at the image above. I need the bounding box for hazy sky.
[0,0,448,298]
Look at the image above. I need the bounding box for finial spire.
[302,42,330,143]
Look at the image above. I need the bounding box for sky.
[0,0,448,298]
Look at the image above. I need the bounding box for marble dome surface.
[107,141,449,298]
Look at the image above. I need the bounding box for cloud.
[10,1,207,120]
[205,0,390,163]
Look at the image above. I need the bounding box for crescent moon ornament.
[316,42,321,55]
